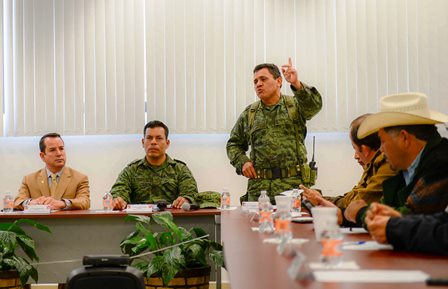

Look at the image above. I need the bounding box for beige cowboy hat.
[358,92,448,138]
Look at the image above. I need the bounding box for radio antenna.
[312,136,315,162]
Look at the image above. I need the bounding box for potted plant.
[0,219,51,288]
[120,211,224,288]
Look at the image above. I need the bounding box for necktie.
[50,173,58,196]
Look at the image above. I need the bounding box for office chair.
[66,256,145,289]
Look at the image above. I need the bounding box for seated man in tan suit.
[14,133,90,210]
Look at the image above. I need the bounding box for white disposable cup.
[311,207,338,241]
[275,195,292,212]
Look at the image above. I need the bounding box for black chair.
[66,256,144,289]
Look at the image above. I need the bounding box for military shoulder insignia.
[173,159,187,166]
[127,159,141,167]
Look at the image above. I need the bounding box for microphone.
[181,203,200,211]
[155,200,168,211]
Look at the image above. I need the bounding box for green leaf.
[158,232,174,247]
[0,231,18,255]
[144,233,159,251]
[7,256,35,286]
[152,212,183,241]
[16,234,38,261]
[185,243,206,267]
[146,255,164,278]
[0,223,15,231]
[120,231,139,254]
[29,266,39,283]
[152,211,173,224]
[160,247,185,285]
[208,240,223,251]
[209,250,224,268]
[179,227,192,241]
[124,215,151,224]
[0,223,27,236]
[0,218,50,287]
[131,260,149,272]
[15,219,51,233]
[135,222,152,236]
[118,212,223,286]
[190,227,207,238]
[130,239,150,255]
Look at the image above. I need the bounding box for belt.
[256,165,301,180]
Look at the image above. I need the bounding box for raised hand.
[281,57,301,90]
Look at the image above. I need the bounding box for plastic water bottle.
[102,191,113,211]
[220,189,230,209]
[292,188,301,213]
[275,195,293,242]
[319,216,343,267]
[258,190,274,233]
[3,192,14,213]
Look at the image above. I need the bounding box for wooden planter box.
[0,271,29,289]
[145,266,211,289]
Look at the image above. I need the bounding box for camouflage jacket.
[110,155,198,204]
[226,83,322,200]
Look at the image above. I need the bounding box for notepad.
[313,270,428,283]
[342,241,393,251]
[24,205,51,214]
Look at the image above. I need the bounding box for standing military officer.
[227,58,322,203]
[110,120,198,210]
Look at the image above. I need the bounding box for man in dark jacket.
[344,92,448,227]
[366,202,448,255]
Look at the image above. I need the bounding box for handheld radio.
[309,136,318,184]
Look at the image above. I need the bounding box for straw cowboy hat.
[358,92,448,138]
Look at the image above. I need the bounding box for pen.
[343,241,366,245]
[426,278,448,286]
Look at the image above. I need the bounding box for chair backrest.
[66,265,145,289]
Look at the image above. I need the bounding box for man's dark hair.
[384,124,440,141]
[253,63,282,79]
[39,133,63,153]
[143,120,169,138]
[350,114,381,150]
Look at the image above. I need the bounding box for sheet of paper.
[291,211,304,218]
[24,205,51,214]
[262,237,309,246]
[313,270,429,283]
[92,210,121,214]
[281,189,304,197]
[340,227,368,234]
[342,241,393,251]
[124,204,153,213]
[217,206,238,211]
[309,261,360,270]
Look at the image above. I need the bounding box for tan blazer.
[14,166,91,210]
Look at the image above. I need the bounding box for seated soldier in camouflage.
[301,114,396,226]
[111,120,198,210]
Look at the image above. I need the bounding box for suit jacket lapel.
[55,167,71,200]
[38,168,51,197]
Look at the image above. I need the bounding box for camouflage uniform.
[110,155,198,204]
[227,83,322,202]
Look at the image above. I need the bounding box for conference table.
[222,208,448,289]
[0,209,221,287]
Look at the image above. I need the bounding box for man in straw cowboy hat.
[344,92,448,229]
